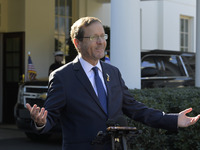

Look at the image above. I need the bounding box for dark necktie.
[92,67,107,114]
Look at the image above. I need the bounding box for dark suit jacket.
[41,56,178,150]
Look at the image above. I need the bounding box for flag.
[27,53,37,81]
[105,55,110,64]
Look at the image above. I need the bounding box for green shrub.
[127,87,200,150]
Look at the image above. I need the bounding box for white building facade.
[111,0,196,89]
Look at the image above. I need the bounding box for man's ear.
[73,38,80,50]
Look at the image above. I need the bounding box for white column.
[25,0,55,78]
[196,0,200,87]
[110,0,141,89]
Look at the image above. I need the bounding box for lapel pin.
[106,73,110,82]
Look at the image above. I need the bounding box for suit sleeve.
[40,72,66,134]
[116,69,178,131]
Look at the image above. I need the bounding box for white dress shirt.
[79,55,107,95]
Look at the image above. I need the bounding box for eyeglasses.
[80,34,108,41]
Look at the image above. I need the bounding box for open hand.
[26,103,48,127]
[178,108,200,127]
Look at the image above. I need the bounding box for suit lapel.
[72,57,106,113]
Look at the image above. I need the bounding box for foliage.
[127,87,200,150]
[66,36,78,63]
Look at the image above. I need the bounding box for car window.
[141,55,186,77]
[141,57,156,69]
[141,56,159,77]
[157,55,185,76]
[182,55,195,76]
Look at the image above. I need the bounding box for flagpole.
[27,52,37,81]
[25,52,30,81]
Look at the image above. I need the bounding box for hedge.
[126,87,200,150]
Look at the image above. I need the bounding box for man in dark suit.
[26,16,200,150]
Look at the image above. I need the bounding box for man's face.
[55,55,63,62]
[78,22,107,65]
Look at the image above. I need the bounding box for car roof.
[141,49,195,57]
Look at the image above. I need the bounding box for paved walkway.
[0,124,25,140]
[0,124,62,150]
[0,124,18,129]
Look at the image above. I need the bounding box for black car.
[141,50,195,88]
[14,79,61,140]
[14,50,195,140]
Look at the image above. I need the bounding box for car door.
[141,55,166,88]
[156,55,188,88]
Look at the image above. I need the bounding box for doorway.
[3,32,25,123]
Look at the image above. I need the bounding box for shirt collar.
[78,54,102,73]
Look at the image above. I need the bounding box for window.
[180,16,193,52]
[141,57,156,69]
[55,0,75,55]
[182,55,195,76]
[141,56,158,77]
[160,55,185,76]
